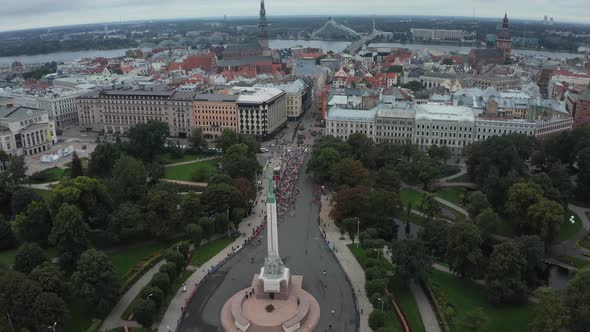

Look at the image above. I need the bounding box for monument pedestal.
[220,275,320,332]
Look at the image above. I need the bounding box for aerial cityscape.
[1,1,590,332]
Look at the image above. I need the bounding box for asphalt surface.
[178,158,358,332]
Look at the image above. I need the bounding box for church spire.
[258,0,269,50]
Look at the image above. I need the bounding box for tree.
[110,155,147,203]
[485,242,527,304]
[441,58,454,65]
[146,161,164,184]
[332,158,369,187]
[31,292,68,331]
[564,266,590,332]
[530,287,570,332]
[438,146,452,165]
[14,242,47,273]
[418,220,449,261]
[456,308,488,332]
[526,198,565,246]
[159,262,178,281]
[145,189,180,238]
[108,202,144,241]
[199,217,215,239]
[49,204,90,274]
[12,200,52,245]
[330,186,370,221]
[466,191,490,217]
[515,235,545,288]
[72,249,120,315]
[88,143,121,177]
[576,146,590,202]
[6,156,27,185]
[419,194,440,220]
[401,81,424,92]
[181,192,203,224]
[222,148,260,181]
[186,223,203,246]
[0,216,15,250]
[506,181,544,218]
[50,176,113,229]
[10,187,42,215]
[427,145,440,161]
[347,133,376,169]
[390,239,433,284]
[201,183,241,214]
[447,222,483,278]
[369,310,386,330]
[30,262,66,297]
[0,269,42,331]
[163,249,187,273]
[134,298,156,328]
[234,177,255,211]
[70,151,84,178]
[415,157,439,190]
[375,166,400,192]
[140,286,164,309]
[126,120,169,160]
[475,208,499,240]
[341,218,358,243]
[217,129,239,152]
[190,128,206,152]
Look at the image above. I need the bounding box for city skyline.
[1,0,590,32]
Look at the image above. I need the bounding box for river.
[0,48,130,67]
[0,39,584,67]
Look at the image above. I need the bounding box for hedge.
[85,319,102,332]
[424,280,451,332]
[120,251,165,294]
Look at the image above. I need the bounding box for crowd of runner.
[274,146,307,219]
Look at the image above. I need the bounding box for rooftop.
[327,106,377,121]
[193,93,239,102]
[0,106,45,121]
[415,104,475,123]
[234,87,285,104]
[376,102,415,119]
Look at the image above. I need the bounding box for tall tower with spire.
[496,13,512,63]
[258,0,270,53]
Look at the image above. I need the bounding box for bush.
[134,298,156,328]
[366,279,387,296]
[185,223,203,246]
[150,272,170,294]
[163,249,186,273]
[139,286,164,309]
[159,262,178,281]
[369,310,386,330]
[366,266,386,280]
[365,257,380,268]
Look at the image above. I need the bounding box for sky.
[1,0,589,32]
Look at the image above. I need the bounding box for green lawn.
[349,245,425,332]
[30,167,65,183]
[31,188,52,202]
[435,187,465,206]
[158,153,204,164]
[0,247,57,267]
[164,160,219,182]
[108,241,174,280]
[557,210,583,242]
[400,189,424,208]
[558,255,590,269]
[64,298,94,332]
[430,269,535,332]
[191,237,234,267]
[580,238,590,251]
[452,173,472,183]
[435,165,461,180]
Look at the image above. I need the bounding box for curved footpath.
[320,194,373,332]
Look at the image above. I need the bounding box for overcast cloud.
[0,0,589,32]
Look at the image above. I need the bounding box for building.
[496,13,512,62]
[0,105,56,156]
[193,94,239,140]
[326,107,377,141]
[573,83,590,128]
[255,79,308,121]
[411,29,464,41]
[468,48,506,67]
[234,87,287,138]
[76,89,195,137]
[473,73,520,91]
[414,104,475,154]
[315,86,330,122]
[374,102,415,144]
[258,0,271,56]
[475,117,536,141]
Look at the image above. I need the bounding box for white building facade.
[326,107,377,141]
[414,105,475,154]
[0,106,57,156]
[235,87,287,138]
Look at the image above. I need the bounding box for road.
[179,156,358,331]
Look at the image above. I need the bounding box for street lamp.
[48,322,57,332]
[355,217,360,248]
[376,298,384,311]
[147,293,153,300]
[374,248,381,261]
